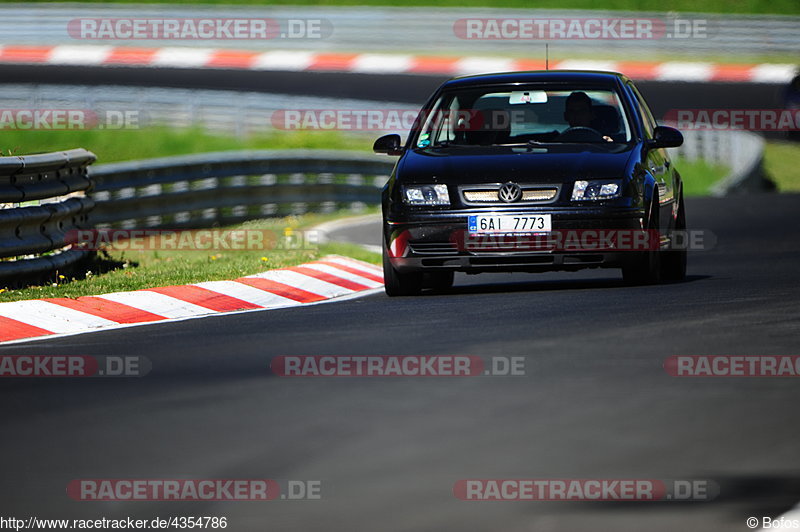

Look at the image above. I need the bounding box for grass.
[674,157,730,196]
[0,127,372,164]
[16,0,800,15]
[0,127,379,299]
[764,139,800,192]
[0,211,381,302]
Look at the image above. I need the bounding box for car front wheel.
[622,196,661,285]
[383,245,422,296]
[661,193,687,281]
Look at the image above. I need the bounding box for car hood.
[398,145,637,184]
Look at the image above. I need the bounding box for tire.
[622,196,661,285]
[383,245,422,296]
[661,193,687,282]
[423,271,455,292]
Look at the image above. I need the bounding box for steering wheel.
[557,126,605,142]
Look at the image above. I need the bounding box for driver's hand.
[602,135,613,142]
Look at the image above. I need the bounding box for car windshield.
[415,85,633,148]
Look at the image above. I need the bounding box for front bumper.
[385,206,646,273]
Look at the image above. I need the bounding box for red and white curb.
[0,255,383,344]
[0,44,795,83]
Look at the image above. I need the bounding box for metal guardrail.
[89,150,394,229]
[90,140,765,232]
[0,84,410,138]
[0,149,96,281]
[667,127,767,196]
[0,5,798,59]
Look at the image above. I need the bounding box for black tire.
[423,271,455,292]
[661,193,687,282]
[383,246,422,296]
[622,196,661,285]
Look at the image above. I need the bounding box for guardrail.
[88,140,767,230]
[0,83,411,139]
[89,150,394,229]
[0,148,96,281]
[667,127,767,196]
[1,5,798,59]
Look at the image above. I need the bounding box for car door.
[628,82,676,233]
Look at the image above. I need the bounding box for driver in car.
[564,91,613,142]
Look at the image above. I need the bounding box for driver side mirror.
[649,126,684,149]
[373,134,404,156]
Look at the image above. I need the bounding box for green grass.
[15,0,800,14]
[675,157,730,196]
[0,127,379,299]
[764,140,800,192]
[0,211,380,302]
[0,127,372,164]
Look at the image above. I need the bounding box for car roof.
[443,70,630,89]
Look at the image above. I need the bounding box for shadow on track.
[417,274,711,297]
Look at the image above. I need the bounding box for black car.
[375,70,686,296]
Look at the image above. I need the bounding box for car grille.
[462,187,558,204]
[407,241,459,255]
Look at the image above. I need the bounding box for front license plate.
[468,214,552,234]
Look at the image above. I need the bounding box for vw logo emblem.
[498,182,522,203]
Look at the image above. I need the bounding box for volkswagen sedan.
[375,71,686,296]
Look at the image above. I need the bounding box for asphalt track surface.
[0,64,790,119]
[1,193,799,531]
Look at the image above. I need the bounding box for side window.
[628,83,657,139]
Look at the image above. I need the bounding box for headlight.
[571,180,622,201]
[403,184,450,205]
